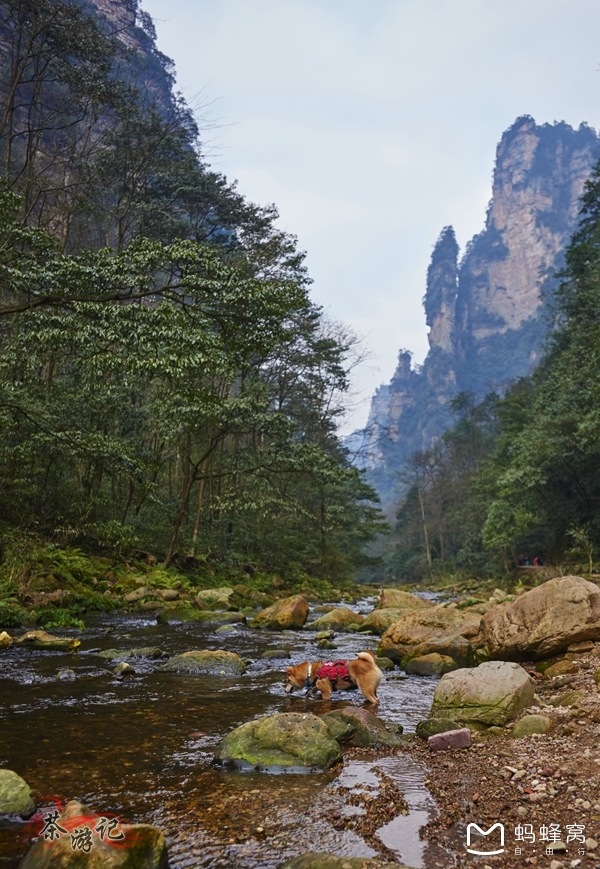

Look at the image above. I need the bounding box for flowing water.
[0,599,450,868]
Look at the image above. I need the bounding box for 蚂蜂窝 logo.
[466,822,505,855]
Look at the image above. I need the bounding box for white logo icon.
[466,822,505,855]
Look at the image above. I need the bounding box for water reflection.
[0,606,443,867]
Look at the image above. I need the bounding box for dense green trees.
[389,156,600,580]
[0,0,385,581]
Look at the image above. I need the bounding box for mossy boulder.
[0,769,34,816]
[416,718,462,740]
[359,608,410,635]
[376,656,395,671]
[218,712,342,770]
[160,650,246,676]
[18,799,168,868]
[430,661,535,728]
[320,707,403,748]
[98,647,166,661]
[0,631,13,648]
[544,659,579,678]
[17,631,80,652]
[405,653,458,676]
[378,589,433,610]
[156,605,245,625]
[510,714,553,738]
[308,607,364,632]
[282,855,411,869]
[249,595,309,630]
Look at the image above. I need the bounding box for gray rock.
[260,649,290,660]
[56,669,76,681]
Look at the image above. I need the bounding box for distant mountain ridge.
[353,116,599,509]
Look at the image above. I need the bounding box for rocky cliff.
[356,116,599,509]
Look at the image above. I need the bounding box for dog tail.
[357,650,377,663]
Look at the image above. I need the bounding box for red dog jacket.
[316,660,349,683]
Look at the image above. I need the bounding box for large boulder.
[430,661,535,728]
[250,595,309,630]
[481,576,600,660]
[308,607,364,632]
[378,589,433,610]
[0,770,34,816]
[218,713,342,770]
[17,631,80,652]
[18,799,168,868]
[159,650,246,676]
[378,605,481,665]
[320,707,403,748]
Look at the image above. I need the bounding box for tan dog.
[284,650,382,704]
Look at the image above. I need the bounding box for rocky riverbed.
[3,576,600,868]
[0,595,443,868]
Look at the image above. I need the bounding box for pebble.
[587,838,599,850]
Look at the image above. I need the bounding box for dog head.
[283,661,322,693]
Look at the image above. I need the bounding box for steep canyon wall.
[356,116,599,509]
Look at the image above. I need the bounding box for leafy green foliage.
[0,1,386,592]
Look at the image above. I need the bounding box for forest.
[389,162,600,580]
[0,0,387,597]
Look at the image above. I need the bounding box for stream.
[0,598,450,868]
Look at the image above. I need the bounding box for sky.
[140,0,600,433]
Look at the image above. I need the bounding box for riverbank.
[0,537,374,631]
[410,645,600,868]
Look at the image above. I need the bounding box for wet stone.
[0,769,35,816]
